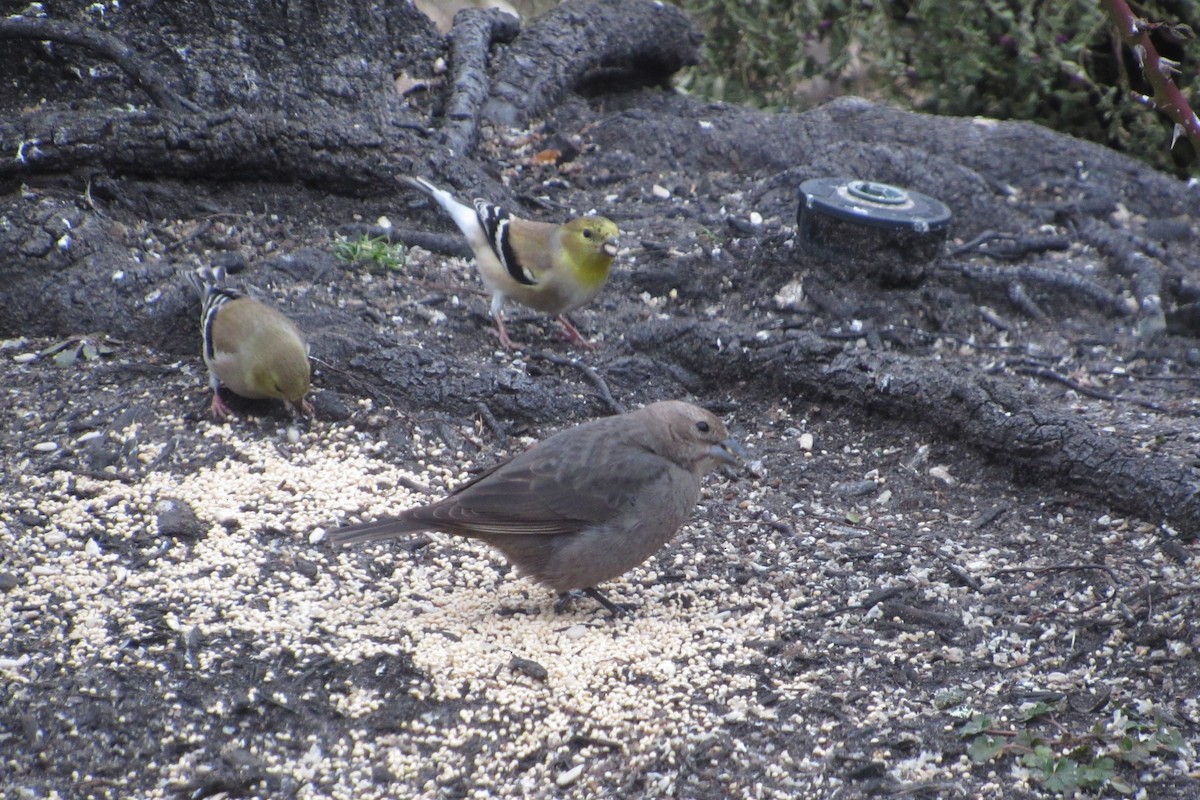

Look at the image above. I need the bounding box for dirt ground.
[3,141,1200,798]
[2,3,1200,796]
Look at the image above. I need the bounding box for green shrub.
[673,0,1200,173]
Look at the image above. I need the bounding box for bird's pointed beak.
[710,437,745,466]
[602,238,620,258]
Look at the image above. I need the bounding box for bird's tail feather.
[326,516,428,546]
[400,176,481,242]
[400,175,440,198]
[187,265,229,298]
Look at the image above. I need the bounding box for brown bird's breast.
[475,467,702,594]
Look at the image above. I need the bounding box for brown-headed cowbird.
[329,400,741,614]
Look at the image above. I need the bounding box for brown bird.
[328,400,743,615]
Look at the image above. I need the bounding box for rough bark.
[482,0,704,127]
[628,319,1200,530]
[441,8,521,156]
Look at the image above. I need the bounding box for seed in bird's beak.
[603,240,620,257]
[711,438,745,466]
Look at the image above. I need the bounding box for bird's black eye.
[583,229,593,238]
[696,421,710,433]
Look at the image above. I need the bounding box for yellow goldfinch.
[402,176,620,349]
[328,400,743,616]
[187,265,312,419]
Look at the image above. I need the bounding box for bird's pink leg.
[493,312,519,350]
[210,391,233,419]
[557,314,597,349]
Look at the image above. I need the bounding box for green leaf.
[81,341,99,361]
[53,346,79,368]
[1018,700,1060,721]
[40,338,75,357]
[1077,756,1116,790]
[1013,729,1042,749]
[1020,744,1055,770]
[933,688,965,709]
[1154,726,1189,755]
[1040,756,1080,792]
[967,735,1006,762]
[959,714,993,737]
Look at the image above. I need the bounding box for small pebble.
[928,465,957,486]
[556,764,585,788]
[33,441,59,453]
[0,654,31,671]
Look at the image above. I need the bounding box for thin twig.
[1013,365,1181,414]
[1102,0,1200,154]
[475,402,508,445]
[529,352,626,414]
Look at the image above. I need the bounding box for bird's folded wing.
[435,442,673,536]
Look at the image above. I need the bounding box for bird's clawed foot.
[556,315,597,350]
[210,391,233,419]
[492,315,520,351]
[555,588,633,618]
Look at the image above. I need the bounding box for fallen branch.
[0,107,422,192]
[441,8,521,156]
[945,261,1129,318]
[628,318,1200,529]
[483,0,702,127]
[0,16,199,113]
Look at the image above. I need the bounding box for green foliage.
[947,701,1193,795]
[674,0,1200,173]
[334,234,408,272]
[674,0,882,110]
[39,335,117,368]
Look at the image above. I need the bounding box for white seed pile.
[2,358,1198,798]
